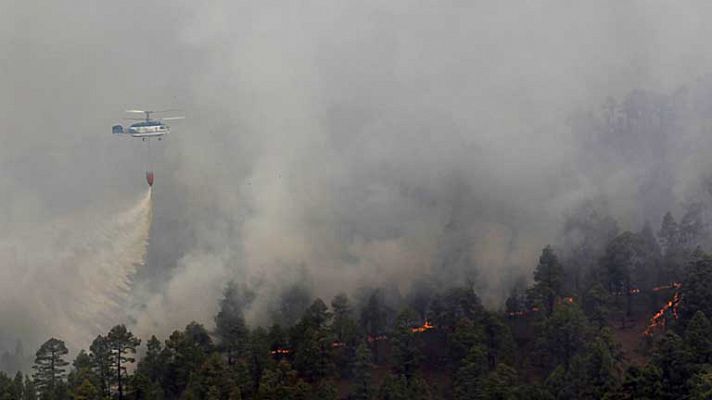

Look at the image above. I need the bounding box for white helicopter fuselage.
[127,121,169,137]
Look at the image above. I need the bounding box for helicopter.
[112,109,184,187]
[112,109,184,140]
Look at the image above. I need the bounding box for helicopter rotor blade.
[161,116,185,121]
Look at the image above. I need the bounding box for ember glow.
[643,291,681,337]
[270,348,292,355]
[411,321,434,333]
[367,335,388,343]
[652,283,683,292]
[613,288,641,296]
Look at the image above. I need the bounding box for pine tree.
[658,212,679,252]
[390,309,422,381]
[72,379,99,400]
[583,282,611,329]
[163,323,214,397]
[293,326,334,382]
[651,332,693,399]
[360,290,389,337]
[11,372,24,399]
[680,257,712,325]
[310,379,338,400]
[480,363,518,400]
[453,344,488,400]
[482,312,515,368]
[215,282,251,365]
[302,298,332,330]
[537,303,588,370]
[246,327,272,397]
[89,335,111,399]
[137,335,164,383]
[67,350,97,399]
[448,318,484,366]
[32,338,69,399]
[600,231,650,326]
[352,342,373,400]
[23,375,36,400]
[184,353,241,400]
[685,311,712,364]
[528,246,564,316]
[689,371,712,400]
[106,324,141,400]
[331,293,357,343]
[377,374,408,400]
[617,364,663,399]
[679,203,707,249]
[256,360,309,400]
[581,328,621,398]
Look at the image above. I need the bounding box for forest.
[2,202,712,400]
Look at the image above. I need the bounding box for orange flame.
[643,291,681,336]
[411,321,434,333]
[270,348,292,355]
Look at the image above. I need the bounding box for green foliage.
[302,298,332,330]
[615,364,663,400]
[24,375,36,400]
[377,374,432,400]
[582,282,611,329]
[600,232,652,323]
[360,290,390,337]
[293,327,334,382]
[685,311,712,364]
[71,379,98,400]
[309,379,337,400]
[215,281,251,366]
[482,312,515,368]
[680,257,712,325]
[106,324,141,399]
[32,337,69,399]
[89,335,111,399]
[688,370,712,400]
[246,328,273,397]
[448,318,484,366]
[331,293,357,343]
[453,345,488,399]
[650,332,693,399]
[183,353,241,400]
[255,360,309,400]
[67,350,98,400]
[429,287,483,331]
[352,342,373,400]
[528,246,565,316]
[162,323,214,398]
[536,303,588,369]
[480,363,518,400]
[377,374,408,400]
[390,309,423,380]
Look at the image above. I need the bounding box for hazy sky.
[4,0,712,355]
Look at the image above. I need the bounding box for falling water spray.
[0,189,153,360]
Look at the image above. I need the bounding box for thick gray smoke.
[5,0,712,357]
